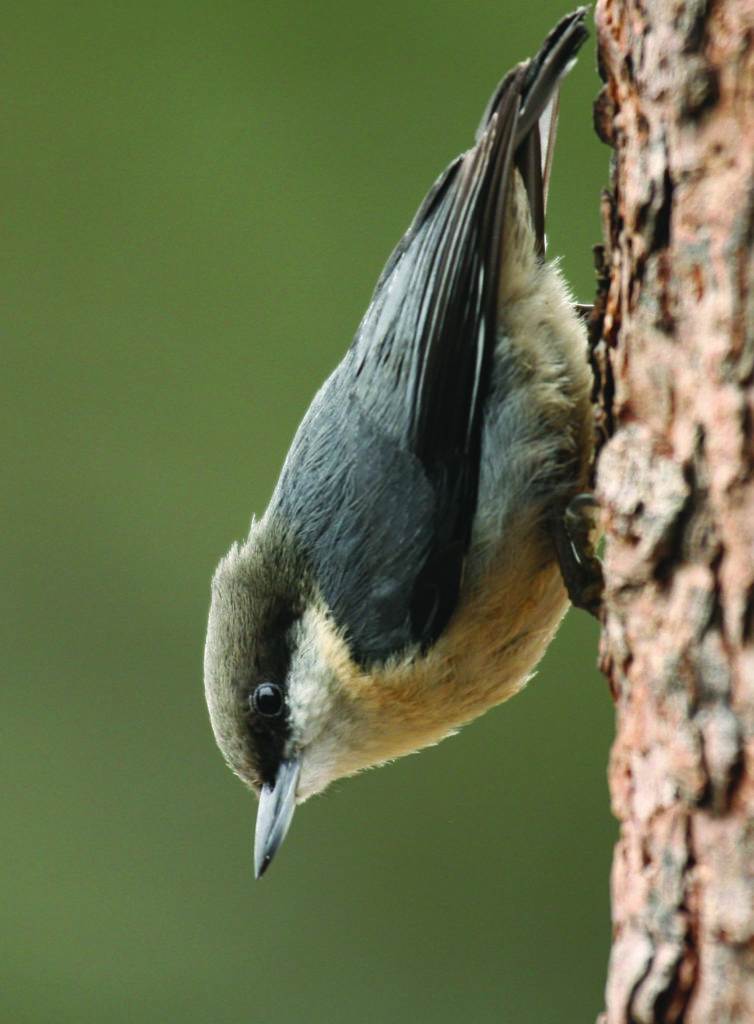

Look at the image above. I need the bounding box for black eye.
[251,683,284,718]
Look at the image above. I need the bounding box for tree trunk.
[592,1,754,1021]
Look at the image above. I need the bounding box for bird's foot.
[554,493,604,619]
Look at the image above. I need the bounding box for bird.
[204,8,596,879]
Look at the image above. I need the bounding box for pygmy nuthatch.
[204,8,596,877]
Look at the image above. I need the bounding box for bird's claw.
[554,493,604,619]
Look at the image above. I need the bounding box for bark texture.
[593,1,754,1021]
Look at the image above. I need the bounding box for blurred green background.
[4,2,614,1022]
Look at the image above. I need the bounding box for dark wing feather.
[343,82,523,652]
[270,10,588,666]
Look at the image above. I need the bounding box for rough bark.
[592,1,754,1021]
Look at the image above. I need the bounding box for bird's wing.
[272,10,588,667]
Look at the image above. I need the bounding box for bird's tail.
[476,7,588,257]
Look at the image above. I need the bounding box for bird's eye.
[251,682,284,718]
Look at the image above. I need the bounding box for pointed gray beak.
[254,758,301,879]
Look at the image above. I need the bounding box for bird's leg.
[554,493,604,619]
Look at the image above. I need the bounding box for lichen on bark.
[593,0,754,1021]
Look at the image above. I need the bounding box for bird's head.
[203,517,458,877]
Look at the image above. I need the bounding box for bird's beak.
[254,757,301,879]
